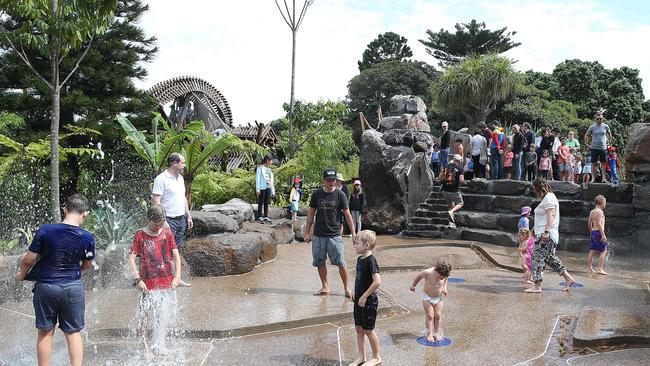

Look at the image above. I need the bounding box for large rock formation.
[624,122,650,254]
[360,95,434,234]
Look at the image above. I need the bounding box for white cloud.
[136,0,649,126]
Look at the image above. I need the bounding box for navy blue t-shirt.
[26,223,96,284]
[354,254,380,300]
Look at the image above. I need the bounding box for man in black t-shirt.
[439,154,465,227]
[305,169,357,298]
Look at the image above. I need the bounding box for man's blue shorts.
[33,280,85,333]
[312,235,346,267]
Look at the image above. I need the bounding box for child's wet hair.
[434,258,452,278]
[66,193,90,214]
[595,195,606,206]
[146,204,166,223]
[356,230,377,249]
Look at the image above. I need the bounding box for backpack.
[441,165,459,188]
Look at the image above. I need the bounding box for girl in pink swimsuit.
[519,229,534,284]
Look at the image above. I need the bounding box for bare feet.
[588,268,594,274]
[432,333,443,341]
[596,269,608,275]
[426,332,434,342]
[344,289,353,299]
[524,287,542,293]
[347,357,365,366]
[313,287,330,296]
[525,280,534,284]
[365,357,382,366]
[562,279,576,291]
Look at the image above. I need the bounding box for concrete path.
[1,236,648,365]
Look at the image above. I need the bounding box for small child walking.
[289,178,303,221]
[526,144,537,181]
[518,228,534,284]
[573,154,582,184]
[518,206,531,233]
[349,180,365,234]
[128,204,182,355]
[410,258,451,342]
[504,144,514,179]
[587,195,609,275]
[538,150,551,179]
[349,230,382,366]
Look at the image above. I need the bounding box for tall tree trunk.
[50,0,61,222]
[289,29,297,158]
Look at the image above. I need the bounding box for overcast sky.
[135,0,650,126]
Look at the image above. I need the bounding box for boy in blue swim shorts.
[587,195,608,275]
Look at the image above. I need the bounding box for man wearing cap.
[439,154,465,226]
[305,169,357,298]
[439,121,451,171]
[585,113,613,183]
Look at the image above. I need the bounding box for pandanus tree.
[432,54,522,132]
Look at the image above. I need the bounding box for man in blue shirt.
[16,194,95,366]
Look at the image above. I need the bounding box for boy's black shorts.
[353,293,378,330]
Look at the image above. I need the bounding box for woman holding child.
[525,178,577,293]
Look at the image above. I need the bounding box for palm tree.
[432,54,522,131]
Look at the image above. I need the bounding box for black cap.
[323,168,337,179]
[552,126,560,133]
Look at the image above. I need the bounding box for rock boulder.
[201,198,254,224]
[184,233,269,276]
[379,113,430,132]
[189,210,239,236]
[243,220,295,244]
[389,95,427,115]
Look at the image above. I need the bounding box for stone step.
[400,230,444,239]
[458,227,587,252]
[410,216,449,225]
[425,198,446,205]
[414,209,448,218]
[418,203,449,211]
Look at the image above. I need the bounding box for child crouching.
[410,258,451,342]
[349,230,382,366]
[128,204,181,355]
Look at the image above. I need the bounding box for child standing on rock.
[349,230,382,366]
[289,178,303,221]
[587,195,609,275]
[410,258,451,342]
[349,180,365,234]
[128,204,181,356]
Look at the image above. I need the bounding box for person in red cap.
[349,180,365,234]
[289,178,303,221]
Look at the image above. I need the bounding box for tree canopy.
[420,19,520,67]
[432,54,522,131]
[358,32,413,71]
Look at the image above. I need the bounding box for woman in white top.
[470,129,487,178]
[525,178,576,293]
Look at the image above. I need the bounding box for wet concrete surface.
[1,236,648,365]
[574,309,650,346]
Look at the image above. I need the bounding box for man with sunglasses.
[585,113,613,183]
[304,168,357,298]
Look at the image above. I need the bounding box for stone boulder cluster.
[360,95,435,234]
[184,198,297,276]
[623,122,650,253]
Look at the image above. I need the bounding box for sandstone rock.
[466,178,490,194]
[389,95,427,115]
[201,198,254,223]
[454,212,498,229]
[184,233,265,276]
[494,196,533,213]
[633,184,650,211]
[491,180,531,196]
[382,129,433,146]
[251,205,286,220]
[259,233,276,262]
[548,181,580,197]
[624,123,650,174]
[243,220,295,244]
[189,210,239,236]
[364,201,405,234]
[292,220,309,242]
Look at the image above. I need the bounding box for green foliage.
[0,170,51,241]
[420,19,521,67]
[0,111,25,136]
[0,125,100,178]
[84,199,146,250]
[347,60,437,127]
[432,54,523,131]
[358,32,413,71]
[191,169,256,208]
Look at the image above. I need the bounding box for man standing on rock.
[305,168,357,298]
[152,152,193,287]
[585,112,614,183]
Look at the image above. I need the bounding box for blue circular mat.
[416,336,452,347]
[447,277,465,283]
[559,281,584,288]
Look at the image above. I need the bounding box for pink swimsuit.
[525,237,535,268]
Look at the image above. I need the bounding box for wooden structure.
[148,76,277,170]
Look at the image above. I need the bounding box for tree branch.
[284,0,296,28]
[60,37,94,87]
[3,34,52,89]
[274,0,293,28]
[296,0,312,28]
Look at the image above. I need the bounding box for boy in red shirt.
[129,204,181,355]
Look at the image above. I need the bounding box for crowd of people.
[430,112,620,186]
